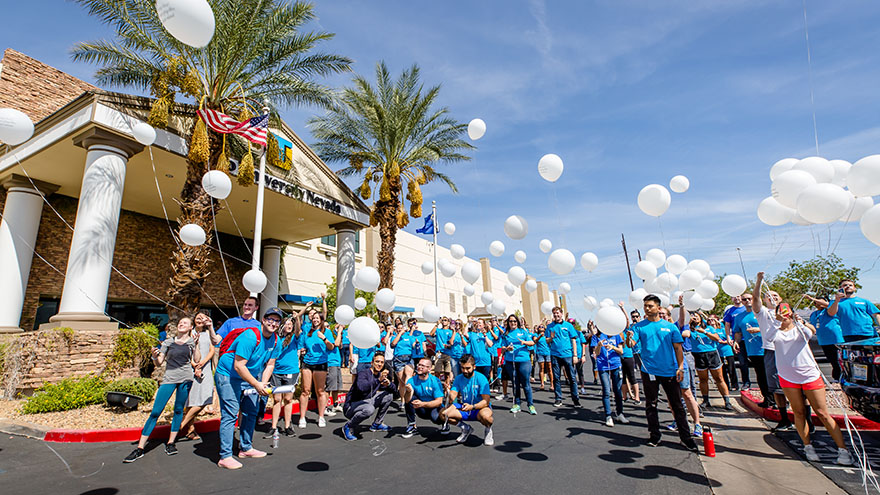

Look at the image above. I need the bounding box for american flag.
[196,108,269,146]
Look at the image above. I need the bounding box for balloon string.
[656,217,667,253]
[801,0,820,156]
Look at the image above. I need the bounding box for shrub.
[106,323,160,374]
[104,377,158,402]
[20,375,108,414]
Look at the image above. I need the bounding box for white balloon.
[656,272,678,292]
[504,283,516,296]
[420,261,434,275]
[757,196,795,226]
[132,122,156,146]
[665,254,688,275]
[525,280,537,293]
[156,0,215,48]
[796,183,852,224]
[705,269,715,281]
[490,300,507,315]
[772,169,816,208]
[539,239,552,253]
[645,248,666,268]
[595,306,626,336]
[540,301,554,316]
[423,305,441,323]
[860,204,880,247]
[654,292,671,307]
[349,316,381,348]
[637,184,672,217]
[444,222,456,235]
[643,276,661,295]
[242,269,267,293]
[179,223,206,246]
[503,215,529,240]
[461,262,481,285]
[679,269,703,291]
[687,259,711,278]
[354,267,381,292]
[682,291,704,311]
[481,292,495,306]
[721,274,747,297]
[583,296,596,311]
[202,170,232,199]
[700,298,716,311]
[559,282,571,294]
[671,290,683,305]
[696,279,719,299]
[629,288,648,308]
[769,158,798,181]
[841,195,874,223]
[450,244,466,260]
[793,156,834,183]
[374,288,396,312]
[463,285,475,297]
[669,175,690,193]
[514,250,527,264]
[580,252,599,272]
[634,260,657,281]
[334,305,355,325]
[830,160,852,187]
[467,118,486,141]
[600,298,614,308]
[848,155,880,198]
[439,259,457,278]
[354,297,367,310]
[538,153,564,182]
[0,108,34,145]
[507,266,526,286]
[548,249,576,275]
[489,240,505,257]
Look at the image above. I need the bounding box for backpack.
[219,326,261,356]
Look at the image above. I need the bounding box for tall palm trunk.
[375,197,399,292]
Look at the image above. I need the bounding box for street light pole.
[736,247,748,281]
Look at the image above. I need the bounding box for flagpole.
[432,200,438,306]
[250,103,270,296]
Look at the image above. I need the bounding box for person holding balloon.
[341,353,397,441]
[298,312,335,429]
[679,309,732,411]
[732,293,774,408]
[804,294,843,380]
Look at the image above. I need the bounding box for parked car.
[839,337,880,422]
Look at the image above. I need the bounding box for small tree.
[766,254,860,309]
[323,277,376,325]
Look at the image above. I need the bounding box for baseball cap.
[264,307,284,319]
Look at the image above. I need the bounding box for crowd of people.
[121,276,879,470]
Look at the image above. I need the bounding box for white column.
[333,223,359,309]
[260,240,284,313]
[0,176,57,332]
[47,129,141,329]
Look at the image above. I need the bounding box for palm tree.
[309,62,474,293]
[71,0,351,318]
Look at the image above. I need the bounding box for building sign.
[272,131,293,171]
[255,170,343,216]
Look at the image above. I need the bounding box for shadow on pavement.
[617,464,719,487]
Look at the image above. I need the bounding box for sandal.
[184,431,201,441]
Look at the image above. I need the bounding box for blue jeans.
[215,373,259,459]
[512,360,533,406]
[141,381,191,437]
[551,356,580,403]
[599,368,623,417]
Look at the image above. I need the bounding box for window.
[449,292,456,312]
[320,232,360,253]
[462,295,468,314]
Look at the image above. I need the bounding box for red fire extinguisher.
[703,426,716,457]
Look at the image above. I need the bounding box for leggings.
[748,355,771,403]
[142,381,192,437]
[819,344,841,380]
[721,355,739,390]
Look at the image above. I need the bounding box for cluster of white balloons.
[334,266,387,347]
[622,248,724,313]
[636,175,689,217]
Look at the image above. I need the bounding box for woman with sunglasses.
[298,312,334,429]
[533,323,553,391]
[503,314,536,415]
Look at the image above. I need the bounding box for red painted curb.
[739,389,880,431]
[44,394,346,443]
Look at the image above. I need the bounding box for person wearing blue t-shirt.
[409,318,427,361]
[805,294,844,380]
[265,317,302,438]
[533,323,553,391]
[465,319,495,380]
[438,355,495,446]
[432,316,464,387]
[214,305,282,469]
[632,295,697,451]
[340,326,350,367]
[501,314,536,414]
[593,331,627,427]
[390,321,418,396]
[723,296,750,389]
[546,306,581,408]
[324,323,345,418]
[678,307,732,410]
[709,314,738,391]
[827,279,880,342]
[402,358,447,438]
[622,310,642,405]
[574,326,589,395]
[297,312,336,430]
[733,293,774,408]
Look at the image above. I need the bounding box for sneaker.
[723,402,734,411]
[634,399,642,406]
[837,448,853,466]
[402,424,418,439]
[553,401,563,407]
[217,457,243,470]
[617,414,630,424]
[756,401,772,408]
[456,423,473,443]
[682,438,699,453]
[528,405,537,415]
[324,407,337,417]
[496,394,505,401]
[700,400,711,409]
[693,424,704,438]
[334,404,344,412]
[263,427,281,439]
[605,416,614,427]
[573,401,582,409]
[238,448,267,459]
[484,427,494,446]
[342,423,357,441]
[510,405,521,414]
[440,423,451,435]
[740,383,752,391]
[164,443,178,456]
[282,426,296,437]
[804,444,820,462]
[369,423,391,432]
[647,435,662,447]
[257,417,267,426]
[298,418,307,429]
[665,421,678,431]
[772,422,795,432]
[123,448,145,463]
[318,417,327,428]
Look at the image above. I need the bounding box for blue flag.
[416,212,434,235]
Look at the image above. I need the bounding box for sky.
[3,1,880,321]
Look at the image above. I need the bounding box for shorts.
[454,402,480,421]
[392,355,414,373]
[434,353,453,375]
[764,350,782,394]
[303,362,328,372]
[325,366,342,391]
[679,366,691,390]
[536,354,550,363]
[693,350,722,371]
[501,361,514,381]
[780,376,825,390]
[621,357,636,384]
[270,372,299,389]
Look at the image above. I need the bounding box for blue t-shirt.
[451,371,490,405]
[377,331,387,352]
[835,297,879,338]
[327,327,342,367]
[632,319,684,377]
[723,305,746,328]
[303,330,331,365]
[547,321,576,358]
[273,334,302,374]
[711,327,734,358]
[810,309,844,346]
[575,331,587,359]
[686,325,718,353]
[392,331,417,357]
[354,344,375,364]
[534,333,550,356]
[407,374,445,402]
[215,316,261,347]
[592,333,623,371]
[412,330,426,359]
[503,328,533,362]
[216,330,280,379]
[623,329,638,358]
[733,311,763,357]
[467,332,493,366]
[627,326,642,354]
[435,327,463,357]
[341,328,350,346]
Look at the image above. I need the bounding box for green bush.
[20,375,108,414]
[106,323,160,373]
[104,377,158,402]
